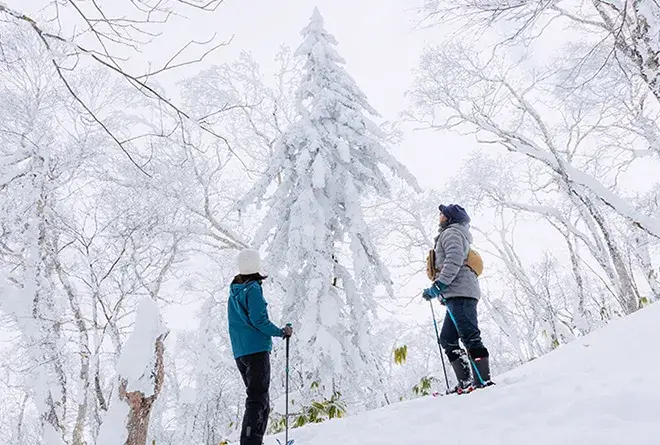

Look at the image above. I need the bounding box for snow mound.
[269,303,660,445]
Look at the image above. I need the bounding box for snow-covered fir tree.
[240,7,418,408]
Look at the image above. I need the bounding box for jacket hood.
[452,222,473,244]
[230,280,259,296]
[439,221,473,244]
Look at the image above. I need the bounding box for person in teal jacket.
[228,249,292,445]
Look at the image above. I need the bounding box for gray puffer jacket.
[433,222,481,300]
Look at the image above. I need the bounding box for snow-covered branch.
[0,1,236,176]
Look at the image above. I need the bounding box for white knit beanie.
[237,249,261,275]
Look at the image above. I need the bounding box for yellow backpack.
[466,248,483,277]
[426,247,483,280]
[426,249,436,281]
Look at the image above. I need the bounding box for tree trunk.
[27,154,68,444]
[54,253,90,445]
[593,0,660,105]
[577,194,640,314]
[118,334,166,445]
[633,233,660,302]
[563,231,590,334]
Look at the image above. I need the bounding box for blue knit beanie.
[438,204,471,224]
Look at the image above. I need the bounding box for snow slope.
[270,303,660,445]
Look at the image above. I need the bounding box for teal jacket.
[227,280,283,359]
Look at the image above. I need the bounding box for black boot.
[470,355,494,388]
[447,354,472,394]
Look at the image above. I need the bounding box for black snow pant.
[439,297,489,361]
[236,351,271,445]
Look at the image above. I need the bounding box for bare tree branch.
[0,2,246,176]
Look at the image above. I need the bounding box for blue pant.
[440,297,488,362]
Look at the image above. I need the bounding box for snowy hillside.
[270,303,660,445]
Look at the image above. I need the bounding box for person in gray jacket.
[422,204,492,393]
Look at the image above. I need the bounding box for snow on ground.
[268,303,660,445]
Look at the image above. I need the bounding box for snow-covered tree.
[97,298,169,445]
[409,30,660,313]
[0,23,199,445]
[240,7,419,408]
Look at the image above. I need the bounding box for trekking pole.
[441,299,486,387]
[276,325,293,445]
[429,300,450,391]
[284,323,291,445]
